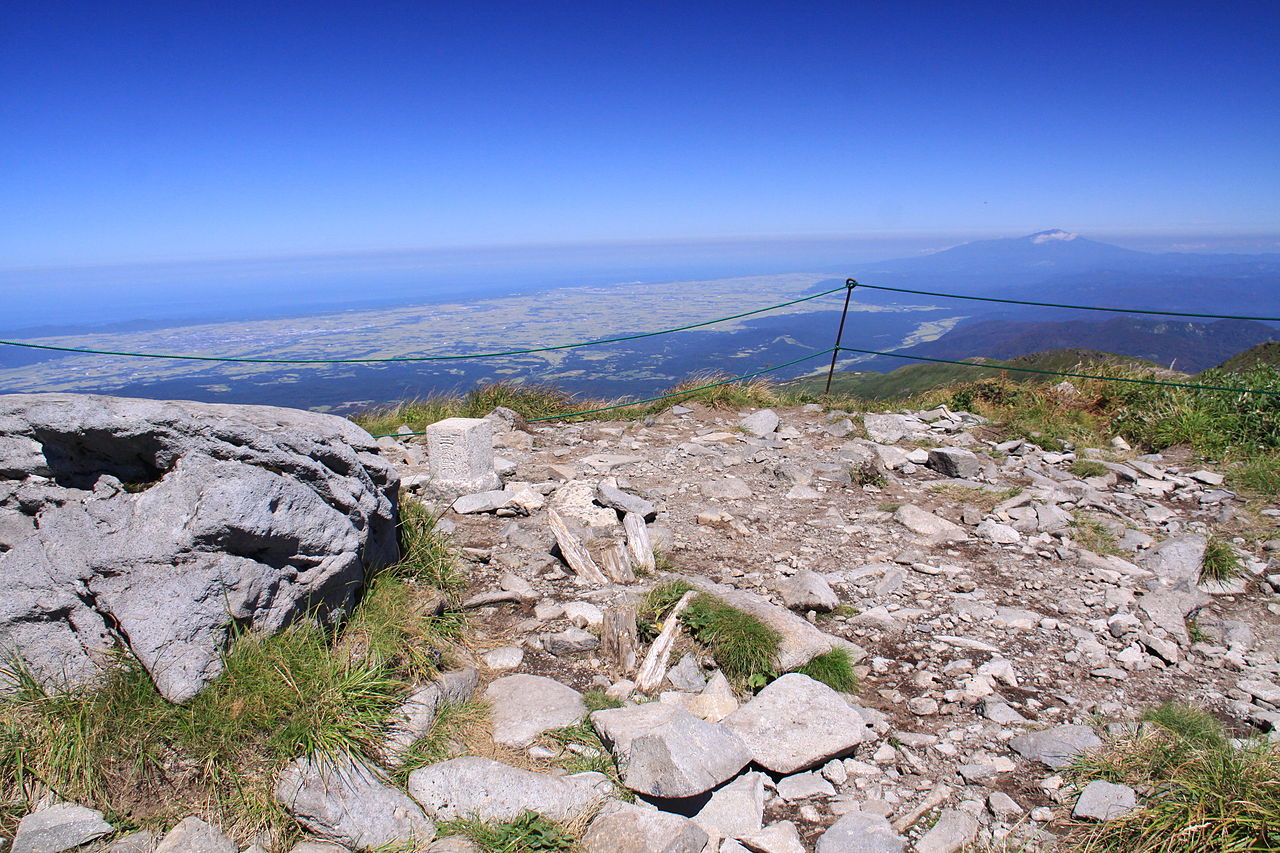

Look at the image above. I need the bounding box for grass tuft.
[394,497,465,592]
[793,648,858,693]
[437,811,577,853]
[1200,536,1243,583]
[1067,703,1280,852]
[681,594,780,687]
[1070,459,1110,478]
[1070,515,1122,556]
[389,699,489,784]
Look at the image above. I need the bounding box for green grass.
[1070,459,1110,478]
[582,689,623,712]
[1232,454,1280,496]
[1071,515,1122,556]
[395,497,466,593]
[792,648,858,693]
[636,582,780,687]
[681,594,781,687]
[1066,703,1280,852]
[540,720,617,777]
[437,811,577,853]
[389,699,489,785]
[1200,536,1243,583]
[0,493,470,842]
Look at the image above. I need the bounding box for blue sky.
[2,1,1278,267]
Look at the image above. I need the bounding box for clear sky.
[3,0,1278,267]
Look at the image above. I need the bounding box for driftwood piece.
[623,512,656,574]
[547,509,609,585]
[601,605,638,674]
[634,590,696,694]
[595,539,636,584]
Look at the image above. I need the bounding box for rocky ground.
[8,398,1280,853]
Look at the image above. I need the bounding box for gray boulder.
[1009,724,1102,769]
[815,811,906,853]
[407,757,608,822]
[862,414,912,445]
[275,754,434,849]
[893,505,966,546]
[484,674,586,747]
[0,394,398,703]
[1073,780,1138,821]
[591,702,752,798]
[581,800,709,853]
[739,409,781,438]
[694,771,767,839]
[11,803,112,853]
[927,447,980,479]
[915,809,979,853]
[597,481,657,520]
[154,817,237,853]
[1140,534,1207,590]
[723,674,872,773]
[774,569,838,612]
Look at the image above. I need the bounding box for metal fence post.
[824,279,858,395]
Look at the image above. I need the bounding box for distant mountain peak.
[1030,229,1079,243]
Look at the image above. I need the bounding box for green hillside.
[783,348,1171,401]
[1208,341,1280,374]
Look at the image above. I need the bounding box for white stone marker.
[426,417,500,496]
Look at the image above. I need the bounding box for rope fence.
[3,277,1278,427]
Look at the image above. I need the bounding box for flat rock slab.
[1073,780,1138,821]
[407,757,608,822]
[927,447,980,479]
[592,702,752,798]
[276,754,434,848]
[862,414,913,445]
[12,803,112,853]
[678,575,863,671]
[1009,724,1102,769]
[1139,534,1207,590]
[815,811,906,853]
[723,673,871,774]
[484,674,586,747]
[581,800,709,853]
[154,817,237,853]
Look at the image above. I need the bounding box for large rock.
[815,811,906,853]
[484,674,586,747]
[927,447,980,479]
[678,576,863,671]
[1073,780,1138,821]
[11,803,112,853]
[694,771,768,839]
[915,809,980,853]
[723,674,872,773]
[739,409,781,438]
[275,754,435,848]
[773,570,838,613]
[1009,724,1102,769]
[893,505,966,546]
[1139,534,1207,590]
[407,757,608,822]
[862,414,912,445]
[591,702,752,797]
[581,800,709,853]
[0,394,398,702]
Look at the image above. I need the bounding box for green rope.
[849,281,1280,322]
[0,285,847,364]
[834,346,1280,396]
[369,347,836,436]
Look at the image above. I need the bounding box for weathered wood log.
[547,509,609,585]
[623,512,656,574]
[634,590,696,694]
[595,539,635,584]
[601,605,638,674]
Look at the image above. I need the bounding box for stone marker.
[426,417,500,496]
